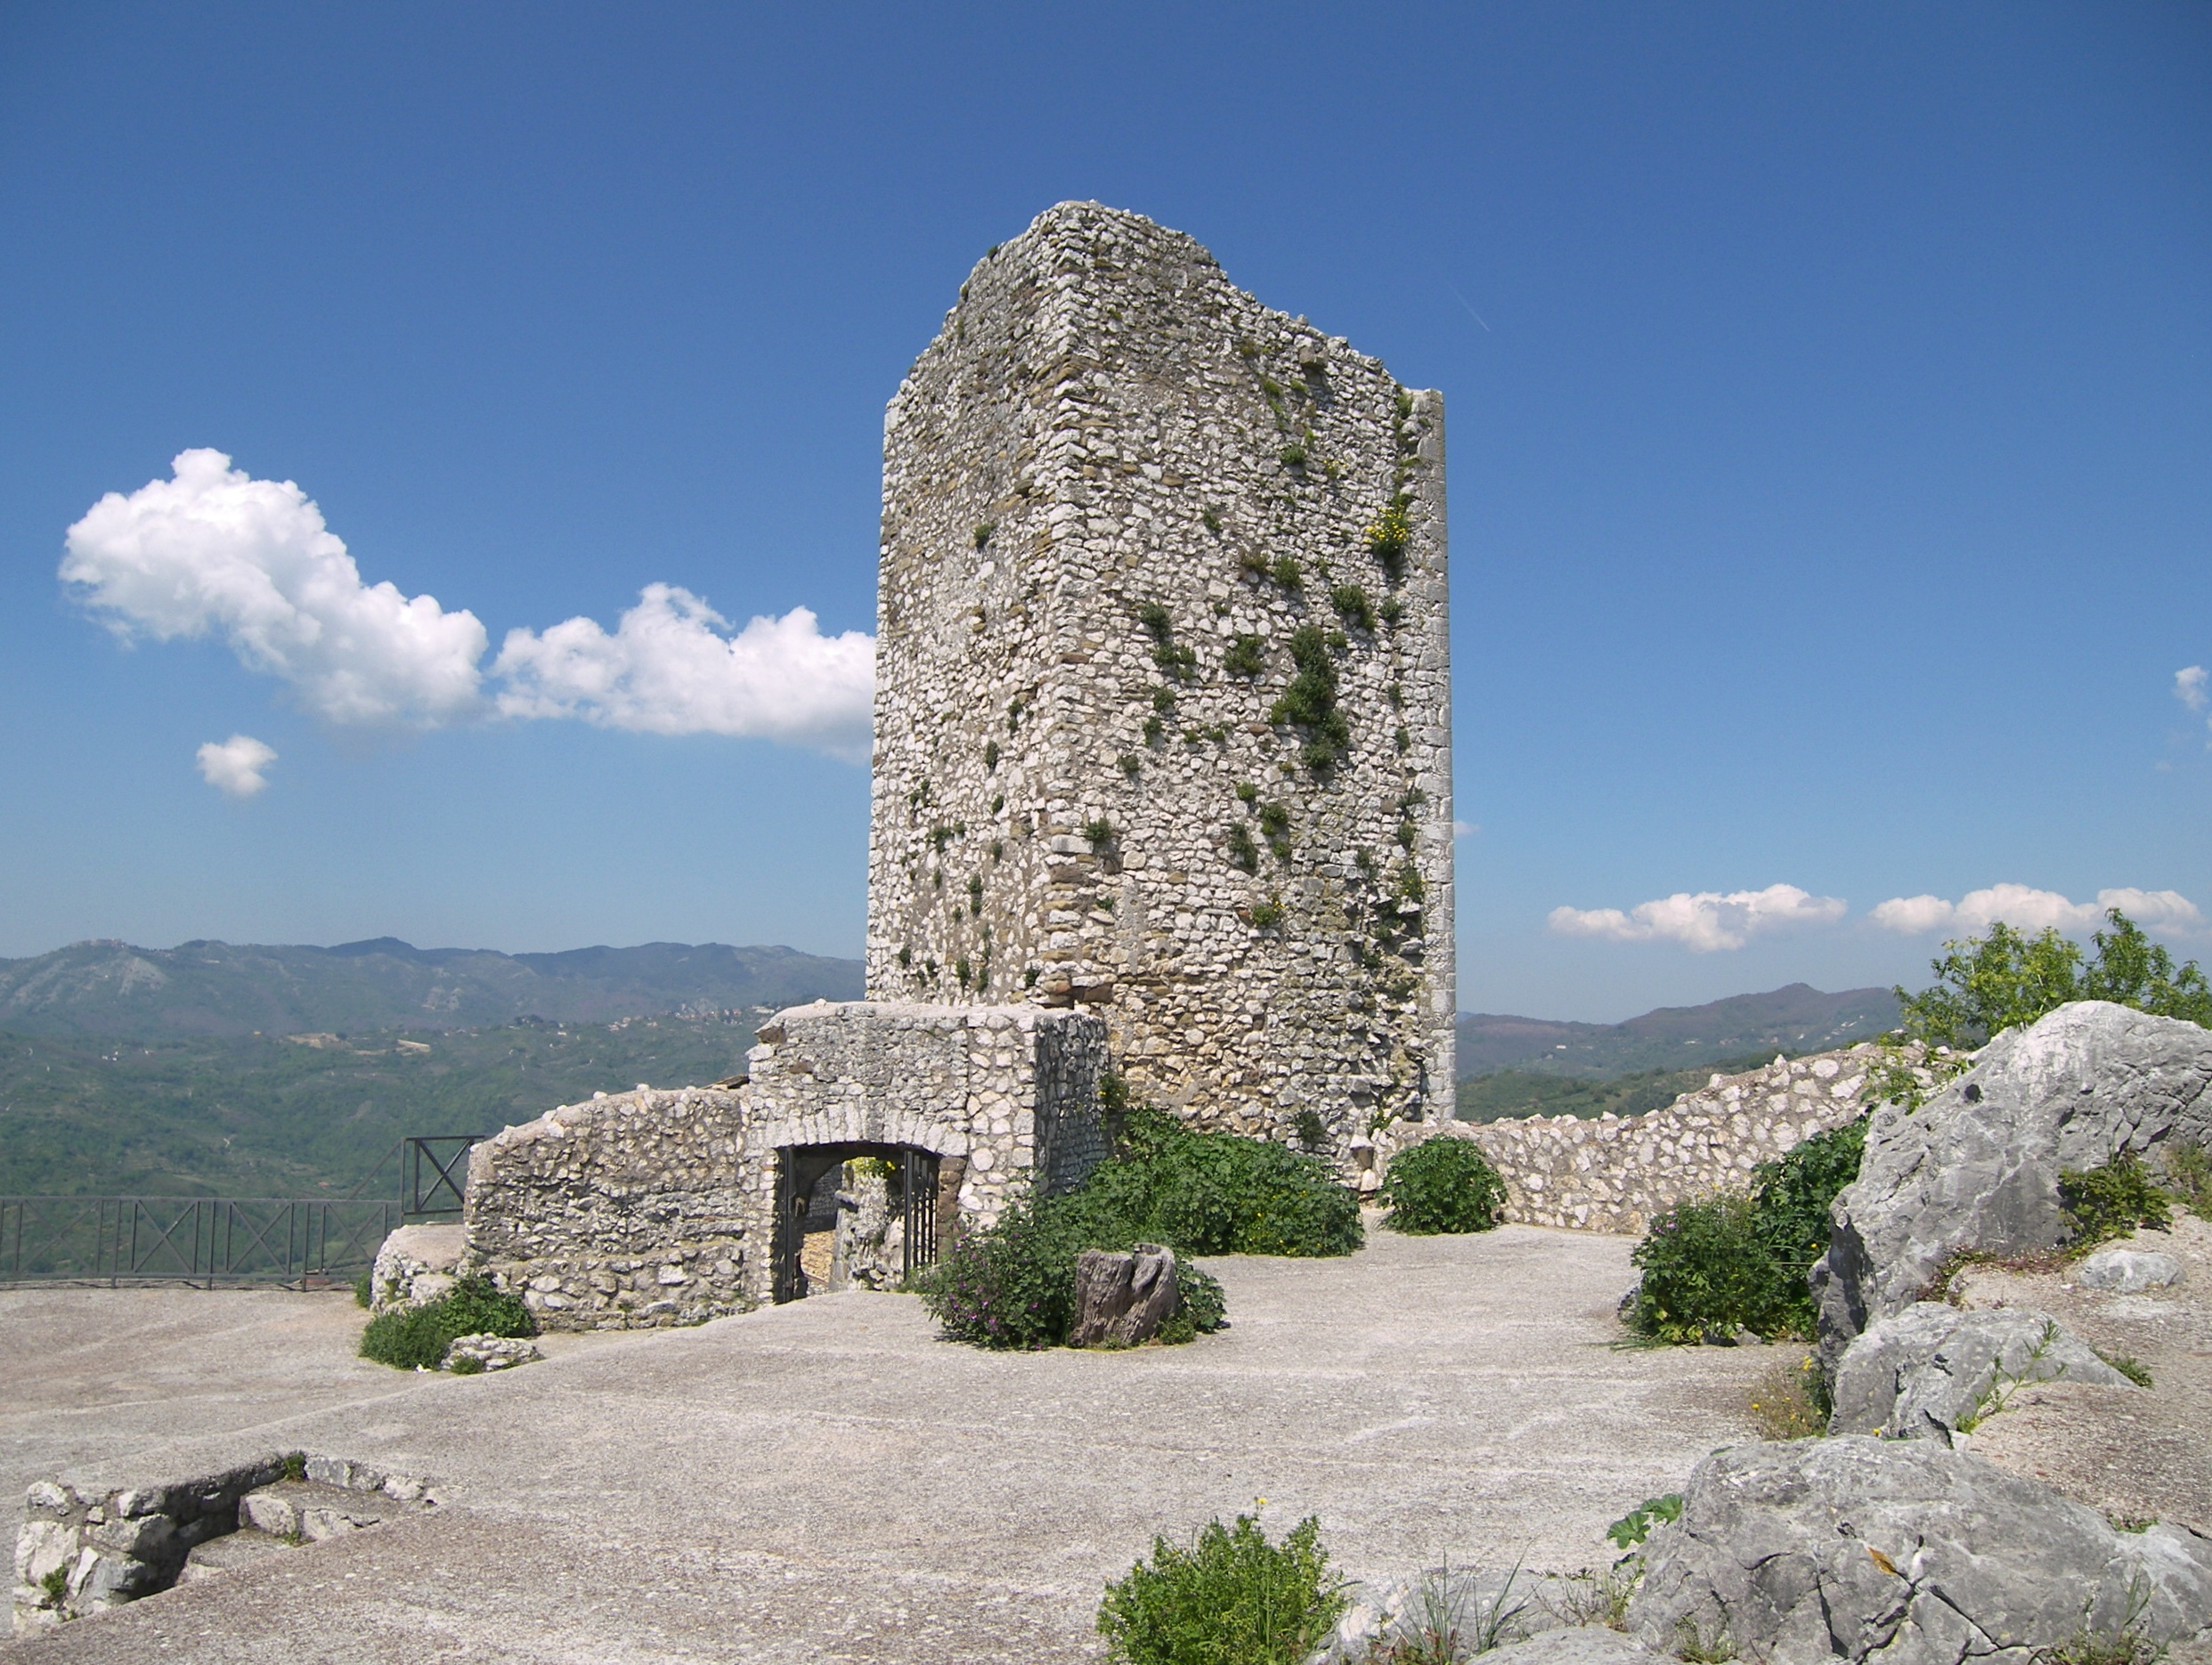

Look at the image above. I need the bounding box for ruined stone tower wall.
[866,202,1454,1152]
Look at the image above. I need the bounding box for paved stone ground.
[4,1223,1784,1663]
[0,1286,613,1508]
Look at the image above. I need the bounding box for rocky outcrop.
[1816,1003,2212,1366]
[1626,1437,2212,1665]
[1827,1303,2132,1442]
[1069,1245,1180,1346]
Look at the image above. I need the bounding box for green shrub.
[1628,1117,1867,1343]
[1379,1138,1505,1234]
[1097,1511,1346,1665]
[919,1108,1356,1350]
[360,1274,536,1370]
[1896,908,2210,1052]
[353,1270,373,1309]
[2061,1154,2172,1247]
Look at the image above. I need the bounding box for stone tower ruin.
[866,202,1454,1148]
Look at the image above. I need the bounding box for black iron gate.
[771,1143,940,1304]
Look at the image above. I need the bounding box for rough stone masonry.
[866,201,1457,1150]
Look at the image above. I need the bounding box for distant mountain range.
[1456,983,1899,1080]
[0,938,865,1039]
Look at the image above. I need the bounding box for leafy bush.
[1897,908,2211,1052]
[2061,1153,2173,1247]
[1379,1138,1505,1234]
[360,1273,536,1370]
[920,1108,1356,1350]
[1097,1511,1346,1665]
[1628,1117,1867,1343]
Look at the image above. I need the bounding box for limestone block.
[2077,1247,2184,1292]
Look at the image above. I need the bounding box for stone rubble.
[442,1333,542,1371]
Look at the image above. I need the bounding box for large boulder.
[1815,1003,2212,1366]
[1626,1437,2212,1665]
[1827,1303,2132,1442]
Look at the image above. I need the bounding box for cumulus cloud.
[62,451,488,728]
[493,585,875,760]
[1871,883,2204,937]
[1548,883,1847,952]
[61,453,877,763]
[196,734,277,798]
[2177,666,2208,714]
[1453,820,1480,838]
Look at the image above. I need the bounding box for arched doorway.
[770,1143,954,1304]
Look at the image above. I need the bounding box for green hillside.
[1455,983,1897,1079]
[0,938,862,1039]
[0,1015,759,1198]
[1453,1053,1792,1124]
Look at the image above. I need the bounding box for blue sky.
[2,4,2206,1021]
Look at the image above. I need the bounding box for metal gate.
[771,1143,940,1304]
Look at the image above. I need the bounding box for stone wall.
[1372,1046,1876,1235]
[13,1453,431,1635]
[866,201,1456,1157]
[461,1002,1108,1318]
[465,1084,753,1331]
[739,1001,1110,1243]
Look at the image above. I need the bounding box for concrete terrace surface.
[4,1223,1784,1663]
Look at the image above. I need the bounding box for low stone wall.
[13,1453,431,1635]
[466,1084,753,1331]
[1375,1045,1876,1235]
[461,1001,1110,1320]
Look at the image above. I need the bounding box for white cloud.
[1548,883,1847,952]
[62,451,488,728]
[1871,883,2204,938]
[2177,666,2208,713]
[1453,820,1480,838]
[493,585,875,761]
[61,453,877,763]
[196,734,277,798]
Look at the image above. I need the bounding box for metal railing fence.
[0,1195,401,1287]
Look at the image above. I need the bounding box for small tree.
[1896,908,2209,1052]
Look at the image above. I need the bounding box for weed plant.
[1627,1117,1867,1343]
[2060,1154,2173,1245]
[1097,1510,1346,1665]
[1379,1139,1506,1234]
[359,1274,536,1370]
